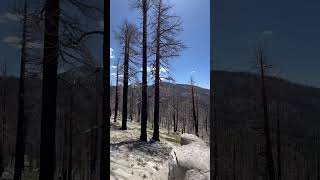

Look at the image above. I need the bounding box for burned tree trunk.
[62,99,68,180]
[67,93,73,180]
[191,77,199,137]
[90,68,100,180]
[172,97,177,132]
[213,107,218,180]
[152,7,161,141]
[140,0,149,142]
[122,34,130,130]
[129,89,134,121]
[276,103,281,180]
[151,0,184,141]
[14,1,28,179]
[256,45,275,180]
[233,143,236,180]
[175,99,179,133]
[39,0,60,179]
[114,62,119,122]
[0,58,7,177]
[99,0,110,178]
[116,21,138,130]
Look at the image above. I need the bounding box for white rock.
[168,134,210,180]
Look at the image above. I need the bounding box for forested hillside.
[1,69,320,179]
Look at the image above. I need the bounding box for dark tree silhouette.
[14,1,27,179]
[114,60,120,122]
[175,97,179,133]
[172,95,178,132]
[140,0,149,142]
[67,87,74,180]
[255,43,275,180]
[190,76,199,137]
[151,0,185,141]
[233,143,236,180]
[62,98,68,180]
[0,58,6,177]
[99,0,110,178]
[276,103,282,180]
[130,0,153,142]
[39,0,60,179]
[213,107,218,180]
[115,20,139,130]
[90,68,100,180]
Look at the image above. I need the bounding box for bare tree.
[213,107,218,180]
[233,143,236,180]
[0,58,6,177]
[67,83,74,180]
[114,59,120,122]
[276,103,281,180]
[89,67,100,180]
[14,1,28,179]
[129,88,134,121]
[115,20,139,130]
[175,97,179,133]
[62,98,68,180]
[99,0,110,178]
[255,42,275,180]
[190,76,199,137]
[39,0,60,179]
[151,0,185,141]
[130,0,153,142]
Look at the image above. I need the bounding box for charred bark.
[39,0,60,179]
[14,1,28,179]
[140,0,148,142]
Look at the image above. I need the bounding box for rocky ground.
[110,119,181,180]
[1,119,209,180]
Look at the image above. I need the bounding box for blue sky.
[0,0,210,89]
[2,0,320,89]
[214,0,320,87]
[111,0,210,89]
[0,1,22,76]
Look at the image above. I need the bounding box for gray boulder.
[180,134,206,146]
[168,134,210,180]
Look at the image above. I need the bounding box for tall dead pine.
[14,1,28,180]
[151,0,185,141]
[39,0,60,179]
[255,43,275,180]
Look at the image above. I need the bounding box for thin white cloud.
[111,73,116,76]
[110,48,115,59]
[190,70,196,74]
[5,12,22,22]
[3,36,42,49]
[0,12,23,24]
[262,30,273,35]
[3,36,20,44]
[160,77,169,82]
[111,65,117,69]
[144,66,167,73]
[160,67,167,73]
